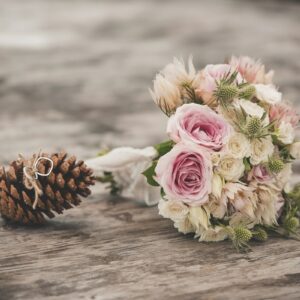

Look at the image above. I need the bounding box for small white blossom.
[150,74,181,112]
[158,199,189,222]
[199,226,228,242]
[227,133,251,159]
[278,121,295,145]
[188,206,210,233]
[250,136,274,165]
[255,84,282,104]
[216,155,245,181]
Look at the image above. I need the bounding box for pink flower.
[155,143,212,205]
[269,103,299,128]
[195,64,242,104]
[247,165,272,183]
[167,103,232,151]
[229,56,274,84]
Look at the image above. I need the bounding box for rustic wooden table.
[0,0,299,299]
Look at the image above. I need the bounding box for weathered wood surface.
[0,0,300,299]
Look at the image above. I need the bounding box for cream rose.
[216,155,245,181]
[250,136,274,165]
[227,133,251,159]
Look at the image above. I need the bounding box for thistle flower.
[268,157,285,174]
[228,226,253,251]
[253,227,268,241]
[239,85,256,100]
[284,217,299,232]
[246,117,263,138]
[213,83,239,103]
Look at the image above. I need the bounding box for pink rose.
[269,103,299,128]
[247,165,272,183]
[195,64,243,103]
[155,143,212,205]
[167,103,232,151]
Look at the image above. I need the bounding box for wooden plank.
[0,0,300,299]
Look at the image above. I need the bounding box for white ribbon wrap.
[86,147,160,206]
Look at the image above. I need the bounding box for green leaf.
[154,140,174,157]
[142,162,159,187]
[243,157,251,172]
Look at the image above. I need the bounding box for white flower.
[234,99,266,120]
[250,182,279,226]
[250,136,274,165]
[276,164,292,192]
[174,218,194,234]
[227,133,251,159]
[216,155,245,181]
[290,142,300,159]
[222,182,256,219]
[205,195,227,219]
[161,56,196,87]
[158,199,189,222]
[150,57,197,113]
[199,226,228,242]
[278,121,295,145]
[150,74,181,112]
[211,173,224,199]
[255,84,282,104]
[188,206,210,233]
[86,146,160,206]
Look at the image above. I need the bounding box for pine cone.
[0,151,95,225]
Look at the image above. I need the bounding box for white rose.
[278,121,295,145]
[158,199,189,222]
[150,74,181,112]
[216,155,245,181]
[255,84,282,104]
[199,226,228,242]
[227,133,251,159]
[290,142,300,159]
[211,173,224,199]
[250,136,274,165]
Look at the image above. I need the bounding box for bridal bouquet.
[93,56,300,251]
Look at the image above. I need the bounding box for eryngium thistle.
[214,84,239,102]
[234,227,252,243]
[246,117,262,137]
[284,217,299,231]
[268,158,285,174]
[239,85,256,100]
[253,228,268,241]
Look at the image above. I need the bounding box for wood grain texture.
[0,0,300,299]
